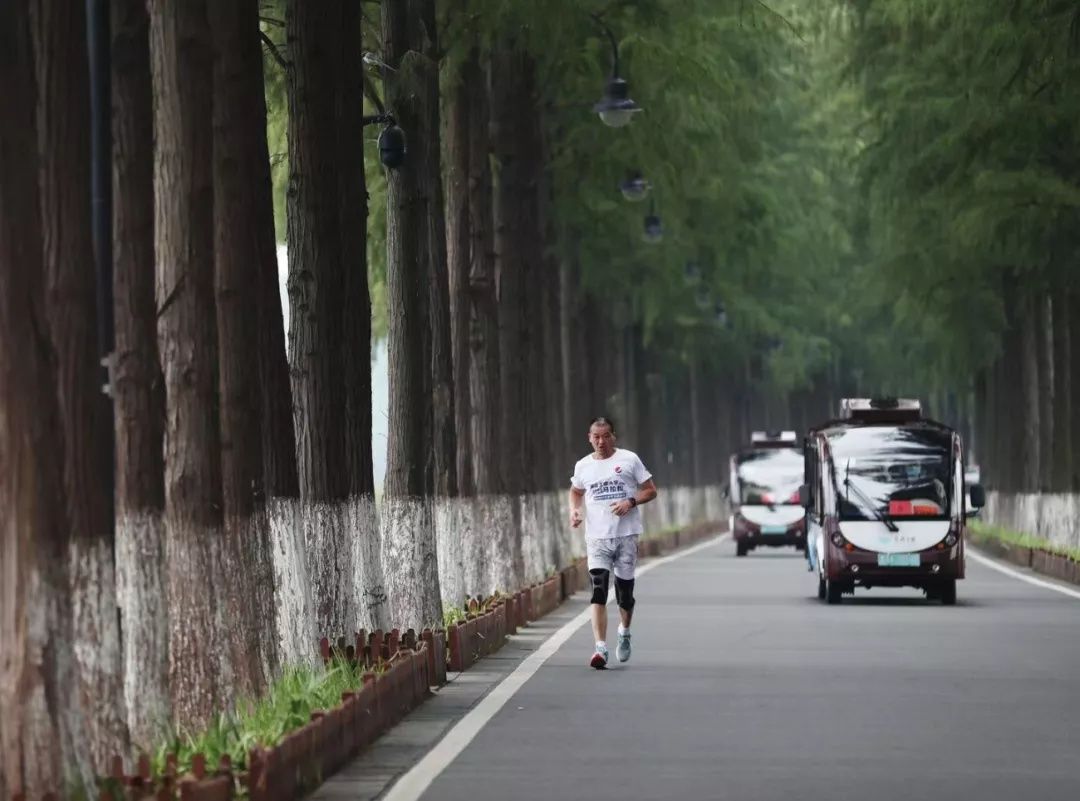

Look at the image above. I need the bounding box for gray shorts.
[586,535,639,580]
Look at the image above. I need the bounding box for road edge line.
[967,546,1080,601]
[381,532,730,801]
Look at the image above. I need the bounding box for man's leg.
[590,590,608,644]
[614,536,638,663]
[588,568,611,668]
[586,537,615,668]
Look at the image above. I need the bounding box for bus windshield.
[735,448,803,506]
[826,425,953,521]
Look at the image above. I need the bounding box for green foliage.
[148,658,375,783]
[970,520,1080,563]
[264,0,1080,402]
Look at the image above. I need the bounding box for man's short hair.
[589,416,616,434]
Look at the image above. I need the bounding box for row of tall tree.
[5,0,812,793]
[20,0,1078,793]
[832,0,1080,491]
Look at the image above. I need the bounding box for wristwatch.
[628,497,637,508]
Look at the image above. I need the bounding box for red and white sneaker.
[589,644,609,670]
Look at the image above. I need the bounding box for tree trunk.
[466,49,501,499]
[286,0,356,637]
[464,48,502,597]
[689,355,703,485]
[1036,293,1054,492]
[444,54,474,498]
[1051,292,1071,491]
[0,4,83,792]
[150,0,229,728]
[1000,283,1025,492]
[542,227,567,492]
[1020,292,1042,492]
[337,0,383,630]
[111,0,169,751]
[1071,288,1080,491]
[415,0,456,500]
[380,1,443,628]
[209,0,283,697]
[253,0,309,663]
[31,0,130,769]
[492,42,534,496]
[560,240,584,450]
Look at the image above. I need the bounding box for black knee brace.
[614,576,636,611]
[589,568,610,604]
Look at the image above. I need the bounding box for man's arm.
[611,478,658,517]
[569,486,585,527]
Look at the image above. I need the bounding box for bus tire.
[939,579,957,606]
[736,541,748,557]
[817,576,826,600]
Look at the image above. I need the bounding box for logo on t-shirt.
[614,466,622,473]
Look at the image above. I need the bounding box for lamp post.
[619,171,651,201]
[591,14,642,127]
[363,112,407,168]
[642,198,662,243]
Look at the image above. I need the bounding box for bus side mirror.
[798,483,812,510]
[968,483,986,512]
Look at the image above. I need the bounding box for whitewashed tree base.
[985,491,1080,552]
[380,497,443,630]
[268,498,316,668]
[348,494,386,631]
[115,511,168,750]
[302,500,355,642]
[70,536,129,768]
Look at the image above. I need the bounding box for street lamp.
[620,171,651,201]
[642,196,662,243]
[591,15,642,127]
[714,302,729,329]
[363,113,406,168]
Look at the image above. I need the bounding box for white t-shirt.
[571,448,653,540]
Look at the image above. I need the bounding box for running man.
[569,417,658,669]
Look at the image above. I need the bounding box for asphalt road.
[404,539,1080,801]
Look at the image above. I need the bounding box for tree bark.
[150,0,229,728]
[31,0,130,769]
[1071,288,1080,491]
[1020,292,1042,492]
[1051,292,1071,491]
[339,0,375,500]
[466,49,502,499]
[34,0,122,760]
[560,239,584,451]
[380,1,443,628]
[445,54,474,497]
[491,42,535,496]
[111,0,169,751]
[337,0,383,630]
[0,4,83,792]
[209,0,284,698]
[417,0,456,500]
[287,0,357,637]
[251,1,308,663]
[1036,293,1054,492]
[689,355,703,486]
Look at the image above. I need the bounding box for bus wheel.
[939,579,957,606]
[826,579,843,605]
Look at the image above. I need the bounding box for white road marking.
[968,547,1080,601]
[382,533,730,801]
